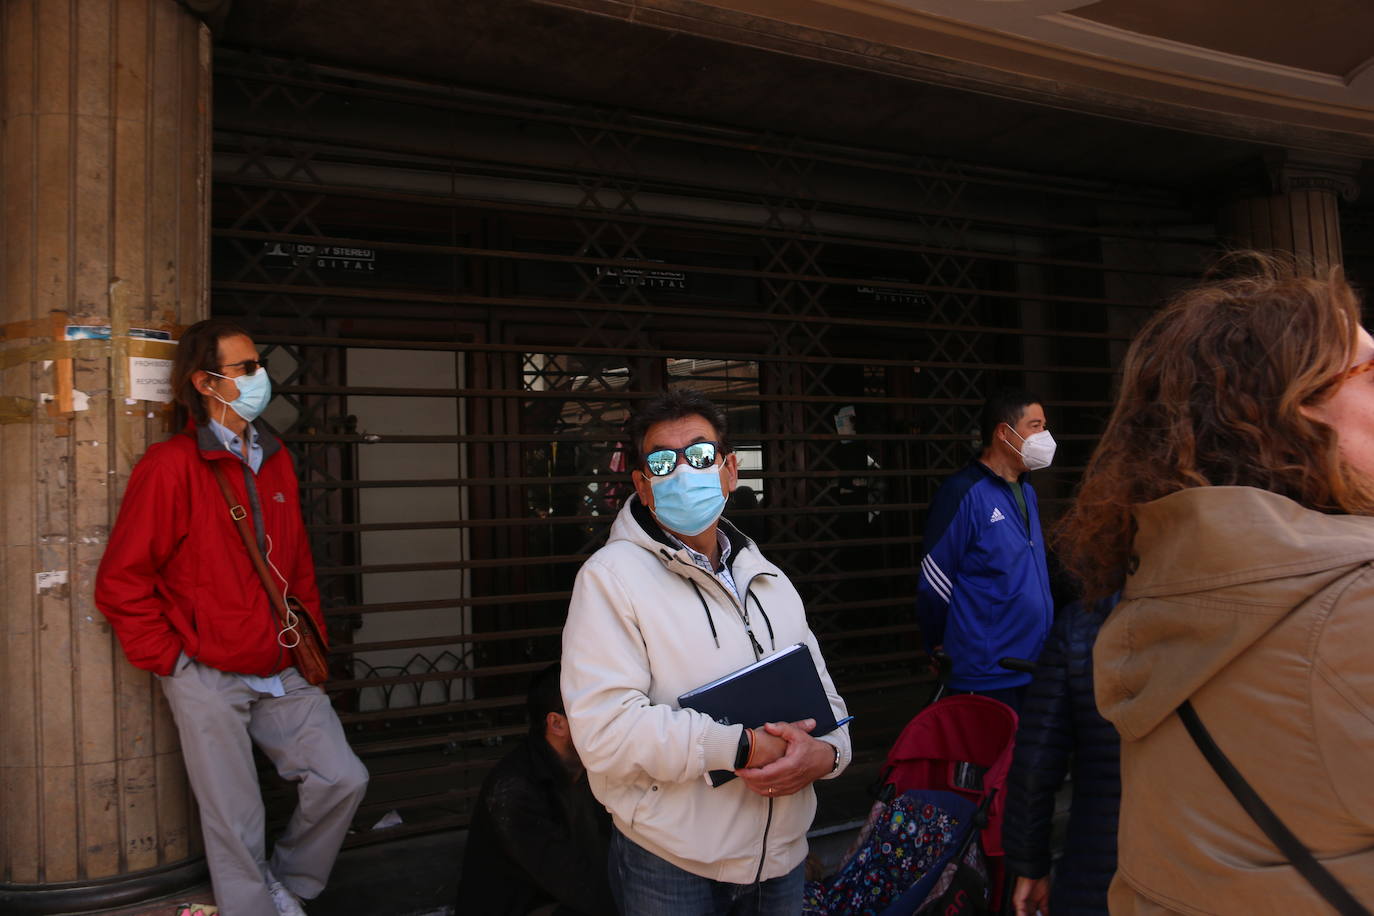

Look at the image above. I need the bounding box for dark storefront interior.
[11,4,1374,914]
[208,43,1217,843]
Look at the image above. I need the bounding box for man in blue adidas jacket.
[917,389,1055,712]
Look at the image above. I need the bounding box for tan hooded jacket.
[1095,486,1374,915]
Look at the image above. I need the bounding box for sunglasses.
[644,441,719,477]
[217,357,268,376]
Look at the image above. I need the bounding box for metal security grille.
[210,48,1210,843]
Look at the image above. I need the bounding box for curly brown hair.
[1055,251,1374,601]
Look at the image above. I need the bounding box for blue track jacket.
[917,460,1053,690]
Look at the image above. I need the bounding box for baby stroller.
[805,662,1022,915]
[878,693,1019,912]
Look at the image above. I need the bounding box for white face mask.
[1005,425,1056,471]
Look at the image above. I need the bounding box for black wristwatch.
[734,728,752,769]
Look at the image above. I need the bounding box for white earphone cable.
[265,532,301,649]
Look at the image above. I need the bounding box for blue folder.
[678,643,839,786]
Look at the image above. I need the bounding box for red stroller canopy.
[883,694,1019,858]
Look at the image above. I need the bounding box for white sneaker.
[264,869,307,916]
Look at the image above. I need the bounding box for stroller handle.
[998,656,1035,674]
[930,647,954,682]
[930,650,1034,675]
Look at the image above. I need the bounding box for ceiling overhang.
[219,1,1374,195]
[532,0,1374,157]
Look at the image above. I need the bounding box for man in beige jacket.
[562,388,851,914]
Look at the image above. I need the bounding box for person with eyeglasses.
[1057,254,1374,913]
[95,319,368,916]
[561,387,851,914]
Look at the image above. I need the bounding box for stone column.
[1219,151,1362,272]
[0,1,212,911]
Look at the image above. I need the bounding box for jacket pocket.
[628,780,763,872]
[156,650,194,680]
[191,580,271,670]
[627,779,659,831]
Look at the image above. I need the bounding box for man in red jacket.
[96,319,368,916]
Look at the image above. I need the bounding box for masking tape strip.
[0,317,56,342]
[0,395,35,424]
[123,338,179,359]
[0,339,110,369]
[0,316,180,339]
[0,336,177,370]
[52,314,73,414]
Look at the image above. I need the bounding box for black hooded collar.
[627,494,753,575]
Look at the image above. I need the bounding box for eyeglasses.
[1317,355,1374,396]
[1339,357,1374,384]
[217,357,268,376]
[644,441,719,477]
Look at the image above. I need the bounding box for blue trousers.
[608,828,804,916]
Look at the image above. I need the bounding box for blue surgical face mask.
[648,463,726,537]
[206,366,272,423]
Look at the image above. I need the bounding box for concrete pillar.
[0,1,212,911]
[1219,151,1361,272]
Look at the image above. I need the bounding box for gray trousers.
[160,657,369,916]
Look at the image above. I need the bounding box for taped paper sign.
[130,357,174,402]
[64,326,172,341]
[36,570,68,592]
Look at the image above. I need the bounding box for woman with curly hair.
[1056,253,1374,914]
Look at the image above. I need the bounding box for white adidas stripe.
[922,555,951,602]
[923,554,952,594]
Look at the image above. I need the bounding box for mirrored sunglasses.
[644,441,718,477]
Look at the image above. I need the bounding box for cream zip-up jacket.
[561,495,851,884]
[1095,486,1374,914]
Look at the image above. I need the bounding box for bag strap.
[209,458,292,629]
[1178,700,1369,915]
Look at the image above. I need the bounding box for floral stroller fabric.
[804,692,1017,914]
[803,788,985,915]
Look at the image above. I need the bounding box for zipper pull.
[747,628,764,659]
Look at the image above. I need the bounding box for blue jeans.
[608,828,804,916]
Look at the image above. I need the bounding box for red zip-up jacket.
[95,423,325,677]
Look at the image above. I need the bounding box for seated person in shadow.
[726,483,765,543]
[457,663,615,916]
